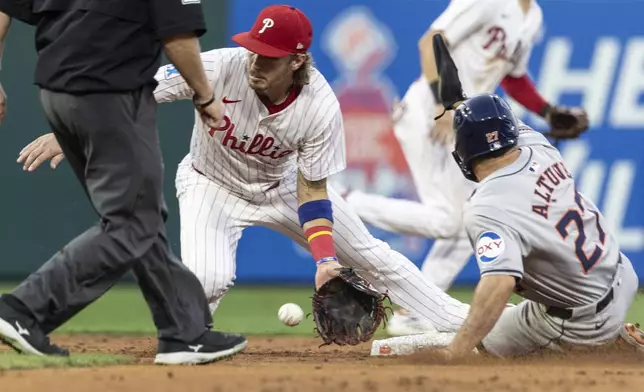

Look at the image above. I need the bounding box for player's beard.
[248,71,294,103]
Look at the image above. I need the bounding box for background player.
[340,0,589,336]
[370,36,640,357]
[18,5,472,339]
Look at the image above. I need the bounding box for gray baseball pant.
[10,87,211,342]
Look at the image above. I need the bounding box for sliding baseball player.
[370,35,642,359]
[342,0,589,336]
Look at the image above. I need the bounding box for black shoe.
[154,330,247,365]
[0,300,69,356]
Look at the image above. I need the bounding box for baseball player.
[370,36,642,358]
[18,5,473,338]
[341,0,589,336]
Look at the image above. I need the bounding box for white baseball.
[278,303,304,326]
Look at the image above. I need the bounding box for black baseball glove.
[543,105,590,139]
[311,268,389,346]
[432,33,467,120]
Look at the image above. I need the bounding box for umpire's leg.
[10,87,211,341]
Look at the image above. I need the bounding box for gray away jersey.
[463,125,620,308]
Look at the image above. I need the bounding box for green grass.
[1,284,643,336]
[49,285,489,336]
[0,353,132,370]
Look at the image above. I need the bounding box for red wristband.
[305,226,337,264]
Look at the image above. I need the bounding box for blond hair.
[292,53,313,85]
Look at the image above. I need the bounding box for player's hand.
[430,104,454,146]
[315,260,343,290]
[17,133,65,171]
[0,81,7,124]
[195,94,225,129]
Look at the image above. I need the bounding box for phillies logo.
[209,116,294,159]
[483,26,523,65]
[259,18,274,33]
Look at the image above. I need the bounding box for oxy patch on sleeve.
[475,231,505,264]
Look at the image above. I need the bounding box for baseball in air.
[278,303,304,326]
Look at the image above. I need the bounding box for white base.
[371,331,477,356]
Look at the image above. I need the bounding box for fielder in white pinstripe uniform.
[19,5,470,335]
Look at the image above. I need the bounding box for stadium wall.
[0,0,641,287]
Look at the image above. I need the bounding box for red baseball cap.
[232,5,313,58]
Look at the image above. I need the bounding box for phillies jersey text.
[154,48,346,198]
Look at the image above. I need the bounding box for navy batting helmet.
[452,94,519,182]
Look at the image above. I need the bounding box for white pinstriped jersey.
[154,47,346,198]
[431,0,543,94]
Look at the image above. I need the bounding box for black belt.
[546,255,622,320]
[546,288,613,320]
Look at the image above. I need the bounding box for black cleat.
[0,301,69,356]
[154,330,247,365]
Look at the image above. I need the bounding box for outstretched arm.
[151,0,210,103]
[441,207,524,358]
[296,171,343,289]
[500,74,550,117]
[296,109,347,288]
[501,73,589,139]
[499,20,575,123]
[444,274,515,356]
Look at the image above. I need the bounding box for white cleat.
[385,310,437,337]
[371,330,467,356]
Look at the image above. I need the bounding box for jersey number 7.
[555,190,606,274]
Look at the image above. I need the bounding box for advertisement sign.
[228,0,644,285]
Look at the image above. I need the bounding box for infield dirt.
[1,334,643,391]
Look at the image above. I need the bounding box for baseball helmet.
[452,94,519,182]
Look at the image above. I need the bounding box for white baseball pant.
[345,78,476,289]
[174,154,469,332]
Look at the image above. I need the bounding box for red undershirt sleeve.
[500,74,550,116]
